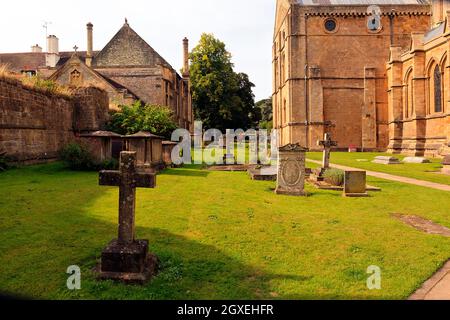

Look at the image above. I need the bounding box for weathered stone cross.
[318,133,337,170]
[99,151,155,244]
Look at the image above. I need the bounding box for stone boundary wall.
[0,78,109,164]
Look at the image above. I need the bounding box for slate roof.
[93,22,173,69]
[0,52,46,72]
[0,51,100,72]
[423,21,446,43]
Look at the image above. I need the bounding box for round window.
[324,19,337,32]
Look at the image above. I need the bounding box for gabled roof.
[49,54,140,100]
[93,21,172,68]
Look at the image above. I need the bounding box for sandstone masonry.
[0,77,109,163]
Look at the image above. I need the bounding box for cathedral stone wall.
[386,3,450,157]
[273,1,431,151]
[0,78,109,163]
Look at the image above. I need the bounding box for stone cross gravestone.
[318,133,338,170]
[314,133,337,181]
[343,170,368,197]
[275,143,308,196]
[96,151,158,283]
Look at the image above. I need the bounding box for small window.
[324,19,337,32]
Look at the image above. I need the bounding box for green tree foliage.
[190,33,259,130]
[107,101,178,138]
[255,98,273,130]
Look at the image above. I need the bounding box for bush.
[107,101,178,139]
[323,168,345,186]
[59,143,120,171]
[100,159,119,171]
[59,143,95,171]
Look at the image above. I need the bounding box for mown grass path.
[307,159,450,192]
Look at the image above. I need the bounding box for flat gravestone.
[344,171,368,197]
[248,165,277,181]
[275,143,308,196]
[442,155,450,175]
[403,157,430,164]
[372,156,401,165]
[96,151,158,284]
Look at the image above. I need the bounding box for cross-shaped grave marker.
[96,151,158,283]
[318,133,338,170]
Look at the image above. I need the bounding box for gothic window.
[434,65,443,113]
[70,69,82,87]
[404,69,414,119]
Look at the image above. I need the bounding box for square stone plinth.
[344,171,368,197]
[96,239,158,284]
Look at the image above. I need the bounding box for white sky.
[0,0,275,100]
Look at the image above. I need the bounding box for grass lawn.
[1,161,450,300]
[307,152,450,186]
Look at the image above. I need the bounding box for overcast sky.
[0,0,275,100]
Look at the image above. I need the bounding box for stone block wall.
[0,78,109,164]
[73,87,110,133]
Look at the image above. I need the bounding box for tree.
[107,101,178,139]
[190,33,257,131]
[255,98,273,130]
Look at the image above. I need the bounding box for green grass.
[307,152,450,185]
[1,162,450,300]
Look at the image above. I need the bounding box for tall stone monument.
[275,143,308,196]
[96,151,158,283]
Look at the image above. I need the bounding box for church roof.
[296,0,428,5]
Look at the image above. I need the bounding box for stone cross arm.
[98,151,156,245]
[99,170,156,188]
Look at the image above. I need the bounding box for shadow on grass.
[0,164,310,300]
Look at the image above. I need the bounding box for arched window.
[404,69,414,119]
[434,65,443,113]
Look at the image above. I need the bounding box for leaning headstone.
[275,143,308,196]
[96,151,158,284]
[442,155,450,175]
[344,170,368,197]
[372,156,401,165]
[403,157,431,164]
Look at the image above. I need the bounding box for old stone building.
[387,0,450,157]
[0,20,193,132]
[273,0,431,151]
